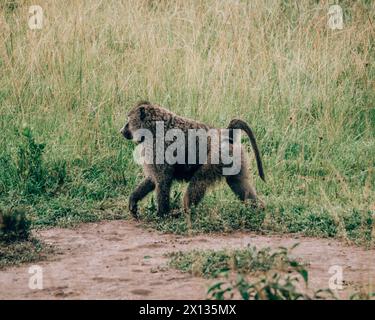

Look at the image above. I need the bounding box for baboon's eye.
[139,107,146,121]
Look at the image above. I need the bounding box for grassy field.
[0,1,374,245]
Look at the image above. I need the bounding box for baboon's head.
[120,101,150,141]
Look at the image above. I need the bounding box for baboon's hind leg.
[183,165,219,211]
[226,173,264,209]
[129,177,155,218]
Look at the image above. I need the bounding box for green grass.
[167,245,305,278]
[141,193,372,245]
[0,1,374,245]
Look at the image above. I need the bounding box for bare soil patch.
[0,220,374,299]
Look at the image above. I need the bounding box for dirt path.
[1,220,374,299]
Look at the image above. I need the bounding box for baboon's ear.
[139,106,146,121]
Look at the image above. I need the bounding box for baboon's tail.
[228,119,265,182]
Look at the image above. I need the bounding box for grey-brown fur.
[120,101,265,218]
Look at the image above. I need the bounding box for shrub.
[0,207,31,242]
[17,127,47,195]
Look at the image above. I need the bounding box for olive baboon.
[120,101,265,218]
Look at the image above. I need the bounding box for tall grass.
[0,1,374,242]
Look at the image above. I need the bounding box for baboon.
[120,101,265,218]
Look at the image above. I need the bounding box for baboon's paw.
[170,209,182,218]
[245,198,265,211]
[129,202,139,219]
[254,199,266,211]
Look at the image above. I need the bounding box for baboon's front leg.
[183,180,208,211]
[129,177,155,218]
[156,179,172,217]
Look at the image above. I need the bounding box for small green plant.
[205,246,336,300]
[207,270,335,300]
[17,127,47,195]
[14,127,69,197]
[210,273,375,301]
[0,207,31,242]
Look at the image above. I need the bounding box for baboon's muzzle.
[120,124,133,140]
